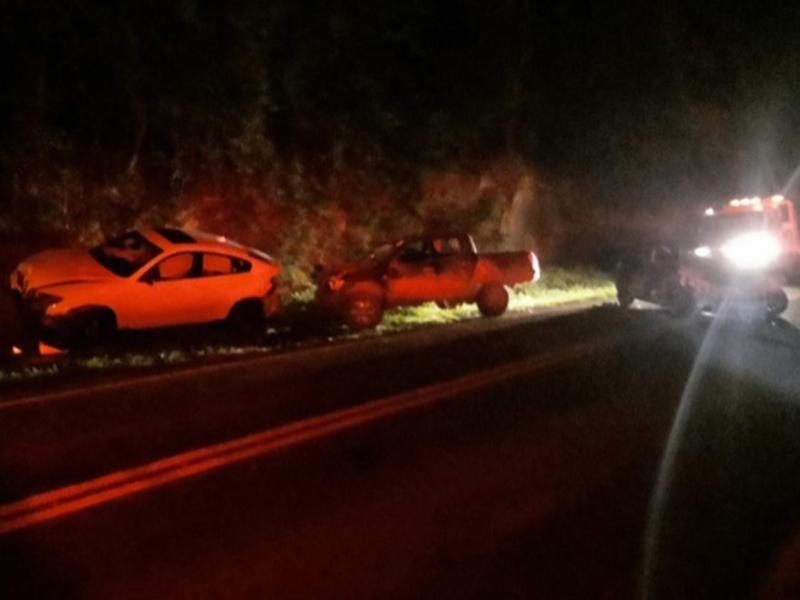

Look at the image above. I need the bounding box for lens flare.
[641,296,735,598]
[720,232,780,269]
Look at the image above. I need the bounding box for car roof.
[398,232,471,243]
[139,228,274,262]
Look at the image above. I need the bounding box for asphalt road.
[2,297,800,599]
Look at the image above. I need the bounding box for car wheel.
[616,285,634,309]
[344,294,384,329]
[477,282,509,317]
[70,310,117,351]
[668,284,696,317]
[227,300,266,335]
[766,289,789,318]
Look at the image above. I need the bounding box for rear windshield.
[90,231,163,277]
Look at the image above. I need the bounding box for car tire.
[343,294,384,329]
[616,284,634,309]
[477,282,509,317]
[668,284,696,317]
[227,300,266,335]
[766,288,789,318]
[69,309,117,351]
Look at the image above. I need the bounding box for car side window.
[202,254,234,276]
[155,253,195,281]
[200,254,252,276]
[233,259,252,273]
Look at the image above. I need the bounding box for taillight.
[328,276,345,291]
[529,252,541,281]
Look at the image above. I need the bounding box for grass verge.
[380,267,616,330]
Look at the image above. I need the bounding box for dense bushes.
[3,1,799,287]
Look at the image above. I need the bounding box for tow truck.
[695,195,800,276]
[615,195,796,319]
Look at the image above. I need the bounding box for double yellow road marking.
[0,340,602,536]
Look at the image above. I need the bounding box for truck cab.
[383,234,478,304]
[696,195,800,274]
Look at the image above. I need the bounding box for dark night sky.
[2,1,800,234]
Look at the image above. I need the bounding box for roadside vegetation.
[509,267,617,309]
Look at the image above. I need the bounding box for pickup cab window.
[397,240,432,263]
[432,237,463,255]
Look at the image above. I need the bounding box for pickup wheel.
[344,294,384,329]
[766,288,789,318]
[616,284,635,309]
[477,283,509,317]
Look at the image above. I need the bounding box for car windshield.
[90,231,162,277]
[699,212,766,243]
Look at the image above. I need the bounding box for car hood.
[12,249,117,294]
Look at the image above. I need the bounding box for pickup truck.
[316,233,540,328]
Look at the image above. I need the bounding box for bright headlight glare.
[693,245,712,258]
[720,232,781,269]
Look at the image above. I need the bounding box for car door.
[431,236,478,301]
[195,252,255,320]
[123,252,208,328]
[384,240,438,305]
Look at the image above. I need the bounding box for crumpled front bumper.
[11,292,72,347]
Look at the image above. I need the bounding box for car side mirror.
[140,270,157,285]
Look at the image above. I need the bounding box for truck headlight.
[720,232,781,270]
[693,245,712,258]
